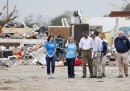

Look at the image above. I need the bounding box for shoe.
[70,76,75,78]
[47,75,51,79]
[51,74,54,79]
[68,76,71,78]
[125,74,128,77]
[89,76,97,78]
[81,76,86,78]
[97,76,103,78]
[102,73,106,77]
[89,76,93,78]
[117,76,123,78]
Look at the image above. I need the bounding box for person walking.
[65,36,77,78]
[79,32,93,78]
[99,34,108,77]
[93,31,103,78]
[115,31,130,78]
[45,35,56,79]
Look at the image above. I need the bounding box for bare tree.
[24,14,34,27]
[0,5,6,16]
[35,15,51,27]
[24,14,51,27]
[0,4,19,26]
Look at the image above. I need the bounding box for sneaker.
[48,75,51,79]
[51,74,54,79]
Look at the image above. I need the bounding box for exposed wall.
[48,26,71,38]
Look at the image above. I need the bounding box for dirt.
[0,65,130,91]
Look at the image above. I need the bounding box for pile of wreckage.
[0,43,65,68]
[0,44,47,67]
[0,26,66,68]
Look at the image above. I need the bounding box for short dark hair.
[82,31,88,35]
[47,35,54,42]
[94,31,99,36]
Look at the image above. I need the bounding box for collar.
[83,37,88,39]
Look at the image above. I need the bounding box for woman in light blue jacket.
[65,36,77,78]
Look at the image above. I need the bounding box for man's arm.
[90,38,94,49]
[93,39,98,52]
[126,38,130,50]
[79,38,83,50]
[114,38,117,48]
[103,42,107,55]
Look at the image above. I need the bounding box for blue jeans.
[66,58,75,77]
[46,57,55,75]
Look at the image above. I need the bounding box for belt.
[82,49,91,51]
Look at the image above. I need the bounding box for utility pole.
[7,0,9,18]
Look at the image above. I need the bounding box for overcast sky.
[0,0,128,22]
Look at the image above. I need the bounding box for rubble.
[0,43,47,67]
[0,58,16,67]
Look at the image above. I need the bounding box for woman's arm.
[75,43,77,53]
[51,48,56,57]
[45,49,51,57]
[65,40,69,47]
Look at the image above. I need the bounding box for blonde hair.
[69,36,74,39]
[68,36,74,43]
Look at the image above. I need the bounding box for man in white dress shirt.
[79,32,93,78]
[93,31,103,78]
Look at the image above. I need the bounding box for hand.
[50,55,53,58]
[93,52,97,58]
[48,55,52,58]
[49,55,53,58]
[79,48,82,51]
[103,53,106,56]
[93,52,95,57]
[90,48,93,50]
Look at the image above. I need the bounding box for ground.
[0,65,130,91]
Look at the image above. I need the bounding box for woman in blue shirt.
[65,36,77,78]
[45,35,56,79]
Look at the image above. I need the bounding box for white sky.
[0,0,129,22]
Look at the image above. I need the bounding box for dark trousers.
[46,57,55,75]
[66,58,75,77]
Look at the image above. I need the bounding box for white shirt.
[93,36,102,52]
[79,37,93,50]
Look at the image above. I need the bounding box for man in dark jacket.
[115,31,130,78]
[100,34,108,77]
